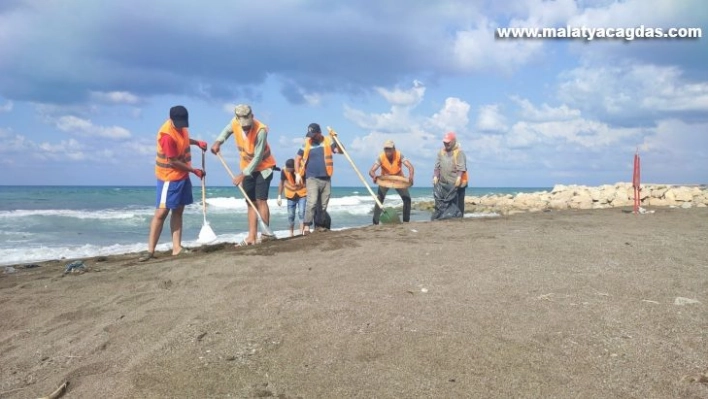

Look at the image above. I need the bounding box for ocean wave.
[0,227,350,266]
[0,209,153,220]
[203,195,381,216]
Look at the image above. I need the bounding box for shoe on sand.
[236,239,256,247]
[138,252,155,262]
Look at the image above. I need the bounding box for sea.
[0,185,550,266]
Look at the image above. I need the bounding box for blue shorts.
[155,178,193,209]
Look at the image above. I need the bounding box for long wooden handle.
[215,152,272,234]
[326,126,386,210]
[201,151,207,220]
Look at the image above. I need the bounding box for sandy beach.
[1,207,707,398]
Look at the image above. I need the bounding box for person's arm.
[369,160,381,182]
[294,148,305,176]
[403,158,415,183]
[331,139,344,153]
[456,150,467,177]
[189,138,207,151]
[277,171,285,206]
[242,128,267,175]
[210,123,234,154]
[433,152,441,184]
[277,172,286,196]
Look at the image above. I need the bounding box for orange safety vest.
[283,170,307,199]
[230,118,277,172]
[440,148,468,186]
[378,151,403,176]
[155,120,191,181]
[299,136,333,177]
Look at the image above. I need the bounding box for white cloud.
[0,131,34,152]
[89,91,140,105]
[375,80,425,107]
[344,82,436,132]
[345,81,470,163]
[429,98,471,133]
[278,135,306,150]
[639,119,708,184]
[122,139,157,157]
[38,138,86,161]
[558,63,708,118]
[452,18,543,73]
[302,93,322,107]
[222,103,237,114]
[0,100,13,112]
[512,97,581,122]
[506,117,643,150]
[476,104,507,132]
[55,115,132,139]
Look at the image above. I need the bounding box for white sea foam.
[202,195,380,216]
[464,212,501,218]
[0,208,153,220]
[0,227,335,266]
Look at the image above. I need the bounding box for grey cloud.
[1,0,480,105]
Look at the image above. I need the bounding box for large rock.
[648,198,671,207]
[548,199,568,210]
[651,186,668,198]
[589,188,602,201]
[598,187,615,204]
[415,183,705,214]
[570,190,593,209]
[552,189,576,202]
[672,187,694,202]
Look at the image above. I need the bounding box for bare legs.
[146,205,185,256]
[245,199,271,244]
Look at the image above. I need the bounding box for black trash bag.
[431,183,462,220]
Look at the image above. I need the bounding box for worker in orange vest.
[294,123,343,235]
[211,104,277,245]
[139,105,207,262]
[368,140,415,224]
[277,158,307,237]
[433,132,468,216]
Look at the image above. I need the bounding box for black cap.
[306,123,321,138]
[285,158,295,168]
[170,105,189,129]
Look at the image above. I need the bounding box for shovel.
[327,126,400,224]
[216,152,276,238]
[198,150,217,243]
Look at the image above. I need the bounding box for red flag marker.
[632,149,641,214]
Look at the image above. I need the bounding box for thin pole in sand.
[633,148,641,215]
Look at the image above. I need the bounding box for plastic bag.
[431,183,462,220]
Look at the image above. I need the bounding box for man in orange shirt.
[139,105,207,262]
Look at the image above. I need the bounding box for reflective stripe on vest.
[378,151,403,176]
[299,136,333,177]
[440,148,468,185]
[231,118,277,172]
[155,120,191,181]
[283,170,307,198]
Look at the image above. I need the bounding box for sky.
[0,0,706,187]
